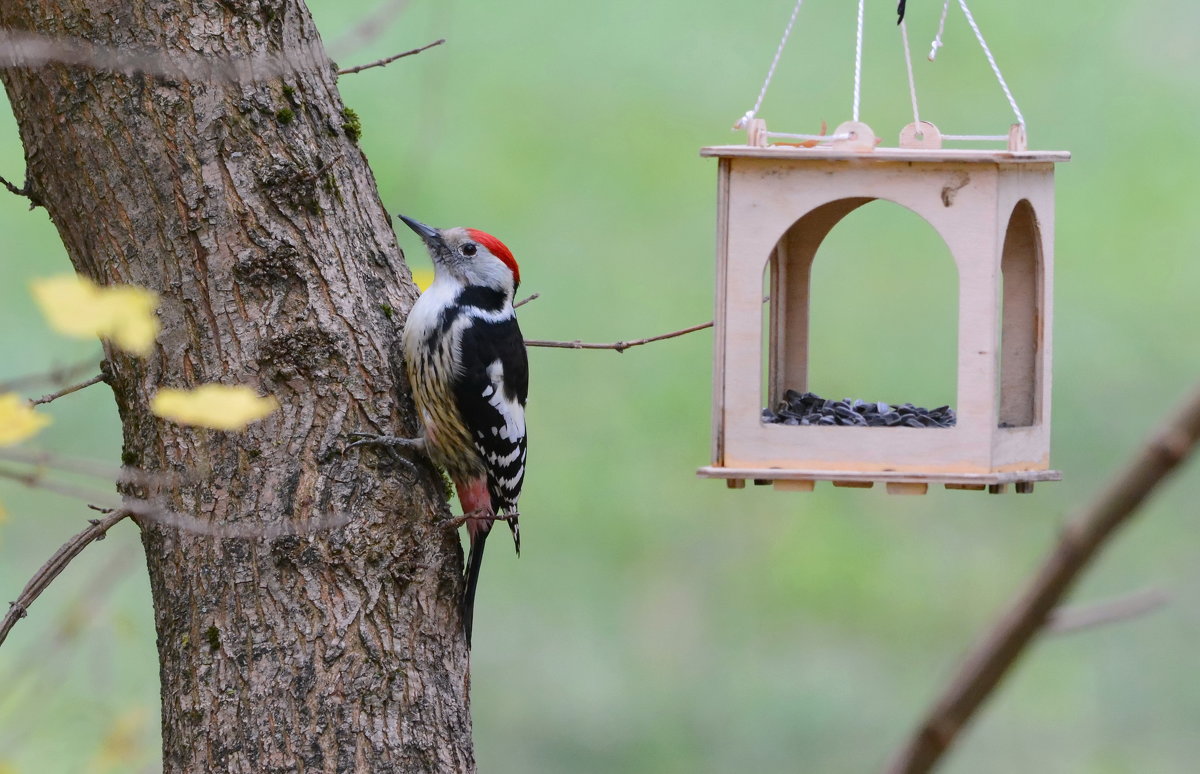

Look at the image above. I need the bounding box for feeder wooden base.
[699,466,1060,494]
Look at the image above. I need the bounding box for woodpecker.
[395,214,528,646]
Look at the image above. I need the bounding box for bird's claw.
[438,509,509,531]
[344,432,423,451]
[343,433,425,468]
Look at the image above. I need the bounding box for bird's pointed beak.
[397,214,444,248]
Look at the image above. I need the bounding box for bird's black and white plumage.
[452,306,528,520]
[398,215,527,646]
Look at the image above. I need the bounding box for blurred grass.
[2,0,1199,771]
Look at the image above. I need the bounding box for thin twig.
[0,509,131,649]
[0,173,30,198]
[336,39,445,75]
[886,382,1200,774]
[514,292,540,309]
[526,320,712,353]
[1044,587,1170,636]
[29,373,105,405]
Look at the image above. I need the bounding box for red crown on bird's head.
[466,228,519,289]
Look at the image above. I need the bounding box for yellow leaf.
[0,499,7,524]
[31,274,159,356]
[0,392,52,446]
[411,268,435,292]
[151,384,279,431]
[100,285,159,354]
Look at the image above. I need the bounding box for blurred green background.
[2,1,1198,771]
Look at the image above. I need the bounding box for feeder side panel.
[712,158,732,466]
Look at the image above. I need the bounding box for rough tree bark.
[1,1,475,771]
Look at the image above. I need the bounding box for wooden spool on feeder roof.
[698,0,1069,495]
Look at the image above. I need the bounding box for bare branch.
[514,292,540,309]
[526,321,712,353]
[886,382,1200,774]
[336,39,445,76]
[0,509,130,649]
[0,174,23,196]
[28,373,106,405]
[1045,587,1170,636]
[0,172,30,198]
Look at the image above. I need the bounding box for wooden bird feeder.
[697,3,1070,495]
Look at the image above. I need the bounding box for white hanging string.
[852,0,865,122]
[733,0,1023,145]
[735,0,806,129]
[929,0,952,60]
[957,0,1025,126]
[899,20,921,129]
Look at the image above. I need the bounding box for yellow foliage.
[0,392,51,446]
[411,268,435,291]
[0,761,18,774]
[31,274,159,355]
[151,384,279,431]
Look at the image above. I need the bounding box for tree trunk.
[1,2,475,771]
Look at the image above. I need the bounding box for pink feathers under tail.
[456,478,493,648]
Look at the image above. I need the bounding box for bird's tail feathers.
[461,526,489,648]
[507,513,520,557]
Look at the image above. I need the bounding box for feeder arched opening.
[760,198,959,431]
[998,199,1045,429]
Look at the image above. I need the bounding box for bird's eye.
[461,243,478,257]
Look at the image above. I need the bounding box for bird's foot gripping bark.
[343,433,426,468]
